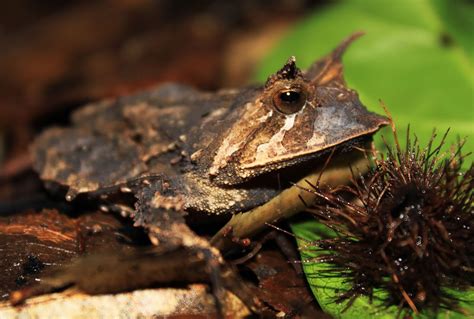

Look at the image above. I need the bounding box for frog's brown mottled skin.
[34,33,386,218]
[29,33,389,309]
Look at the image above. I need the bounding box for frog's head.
[209,33,389,185]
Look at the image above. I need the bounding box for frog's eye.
[272,88,307,114]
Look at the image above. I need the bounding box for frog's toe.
[141,219,262,314]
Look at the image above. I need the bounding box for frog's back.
[32,83,245,199]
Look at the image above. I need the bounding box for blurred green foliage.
[256,0,474,317]
[256,0,473,155]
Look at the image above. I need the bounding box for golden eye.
[272,88,307,114]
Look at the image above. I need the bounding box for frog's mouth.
[210,106,389,186]
[235,134,376,190]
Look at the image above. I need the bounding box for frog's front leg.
[132,181,261,314]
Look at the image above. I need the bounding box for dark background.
[0,0,325,176]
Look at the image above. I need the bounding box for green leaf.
[255,0,474,156]
[257,0,474,316]
[291,221,474,319]
[291,222,397,319]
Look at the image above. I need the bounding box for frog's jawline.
[184,135,372,216]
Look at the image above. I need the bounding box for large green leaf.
[291,221,474,319]
[255,0,474,155]
[257,0,474,317]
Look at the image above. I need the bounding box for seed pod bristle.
[307,128,473,316]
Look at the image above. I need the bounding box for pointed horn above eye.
[328,31,364,63]
[265,56,305,89]
[305,31,365,86]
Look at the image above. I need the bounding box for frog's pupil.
[280,91,300,103]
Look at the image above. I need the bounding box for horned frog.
[26,33,388,310]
